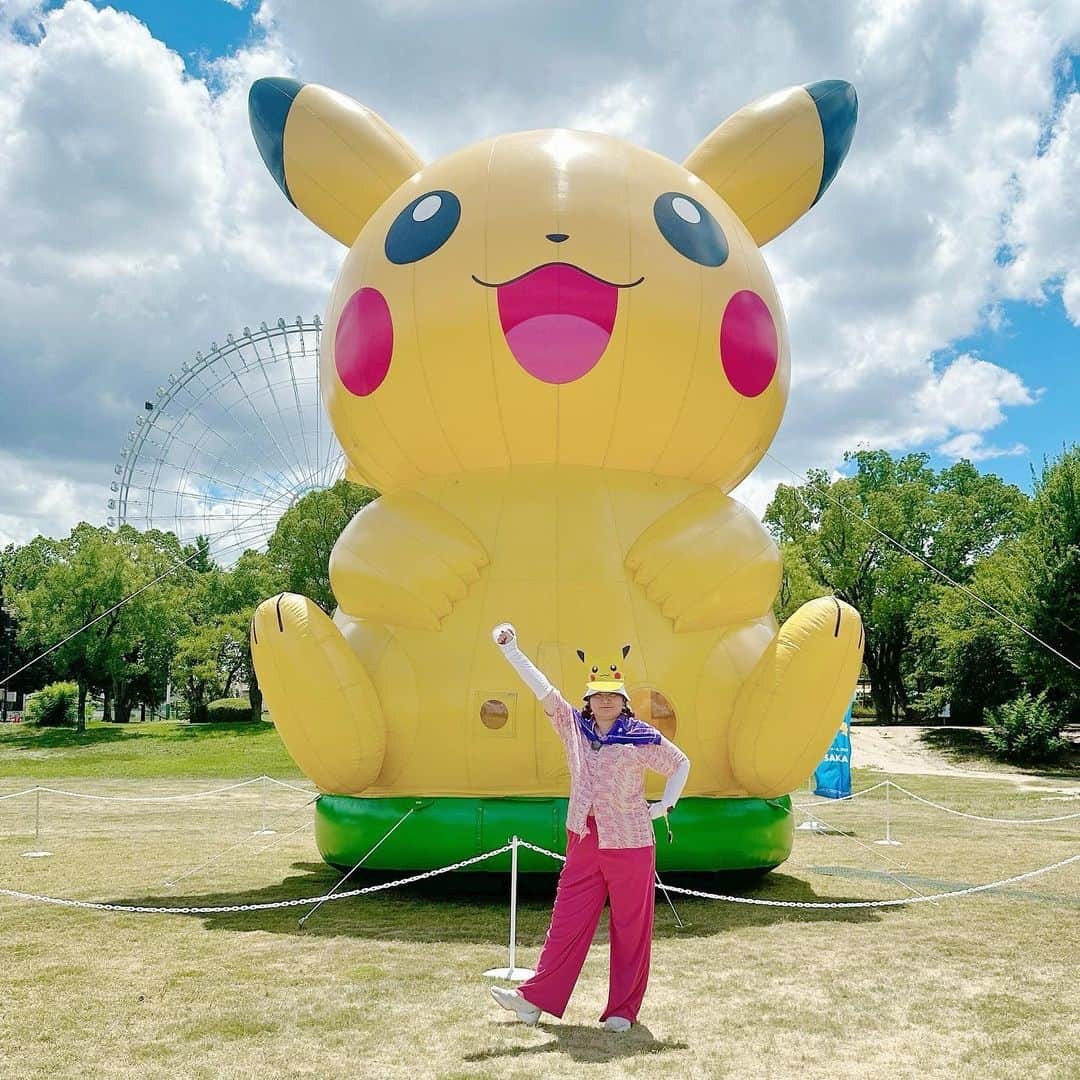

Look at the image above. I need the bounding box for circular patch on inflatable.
[719,290,777,398]
[335,287,394,396]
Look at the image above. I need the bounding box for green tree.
[913,550,1023,723]
[267,479,378,613]
[173,614,248,724]
[7,525,196,731]
[172,549,282,723]
[765,451,1028,722]
[0,543,57,716]
[1009,446,1080,721]
[215,549,283,721]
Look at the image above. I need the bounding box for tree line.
[2,448,1076,739]
[0,480,376,730]
[766,446,1079,731]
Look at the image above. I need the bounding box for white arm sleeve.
[492,623,555,702]
[662,757,690,810]
[650,757,690,817]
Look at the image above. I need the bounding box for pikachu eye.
[654,192,728,267]
[609,665,617,672]
[385,190,461,265]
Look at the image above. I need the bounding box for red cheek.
[719,290,777,398]
[335,287,393,396]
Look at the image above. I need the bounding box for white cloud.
[1001,89,1080,324]
[937,432,1029,462]
[915,354,1038,434]
[0,450,103,547]
[0,1,340,545]
[0,0,1077,546]
[570,81,653,140]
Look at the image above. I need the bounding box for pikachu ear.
[576,649,586,664]
[684,80,857,246]
[621,644,631,659]
[249,78,423,246]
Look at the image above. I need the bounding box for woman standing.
[488,622,690,1032]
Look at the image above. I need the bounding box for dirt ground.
[851,724,1080,794]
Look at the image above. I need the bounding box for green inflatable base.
[315,794,793,874]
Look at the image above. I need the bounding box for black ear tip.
[576,649,586,662]
[622,644,632,658]
[248,77,306,205]
[805,80,858,205]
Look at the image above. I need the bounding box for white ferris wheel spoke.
[108,317,345,561]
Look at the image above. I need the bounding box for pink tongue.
[497,264,617,384]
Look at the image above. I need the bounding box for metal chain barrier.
[513,839,1079,909]
[0,843,514,915]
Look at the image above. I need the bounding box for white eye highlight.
[412,194,442,222]
[672,196,701,224]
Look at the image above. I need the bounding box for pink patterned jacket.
[548,693,689,849]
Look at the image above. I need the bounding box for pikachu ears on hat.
[248,77,422,246]
[684,80,858,246]
[577,645,632,699]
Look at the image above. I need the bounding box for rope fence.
[0,837,1075,917]
[0,775,315,804]
[0,774,1075,922]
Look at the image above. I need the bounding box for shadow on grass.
[0,720,276,752]
[919,726,1080,778]
[110,861,891,940]
[467,1021,688,1065]
[0,726,136,751]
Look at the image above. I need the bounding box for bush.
[203,697,256,723]
[985,692,1067,763]
[25,682,79,727]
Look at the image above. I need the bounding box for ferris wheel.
[108,316,345,561]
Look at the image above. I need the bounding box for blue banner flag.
[813,703,852,799]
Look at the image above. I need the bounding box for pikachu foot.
[251,593,385,794]
[728,597,863,797]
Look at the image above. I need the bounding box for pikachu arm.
[729,597,864,797]
[330,492,489,629]
[624,488,781,632]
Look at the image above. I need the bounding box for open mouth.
[472,263,643,384]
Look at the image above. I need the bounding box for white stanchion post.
[22,788,52,858]
[875,779,902,846]
[484,836,535,981]
[255,775,275,836]
[799,777,829,833]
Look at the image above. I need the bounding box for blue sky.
[86,0,258,71]
[0,1,1077,545]
[936,292,1078,486]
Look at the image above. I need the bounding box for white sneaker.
[603,1016,632,1032]
[489,985,541,1026]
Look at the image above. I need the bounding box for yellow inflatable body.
[247,77,863,870]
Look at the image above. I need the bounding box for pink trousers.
[517,818,656,1022]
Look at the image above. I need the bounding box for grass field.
[0,725,1077,1079]
[0,719,302,779]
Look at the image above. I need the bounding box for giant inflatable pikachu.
[248,77,864,873]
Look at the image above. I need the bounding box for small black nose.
[546,233,570,243]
